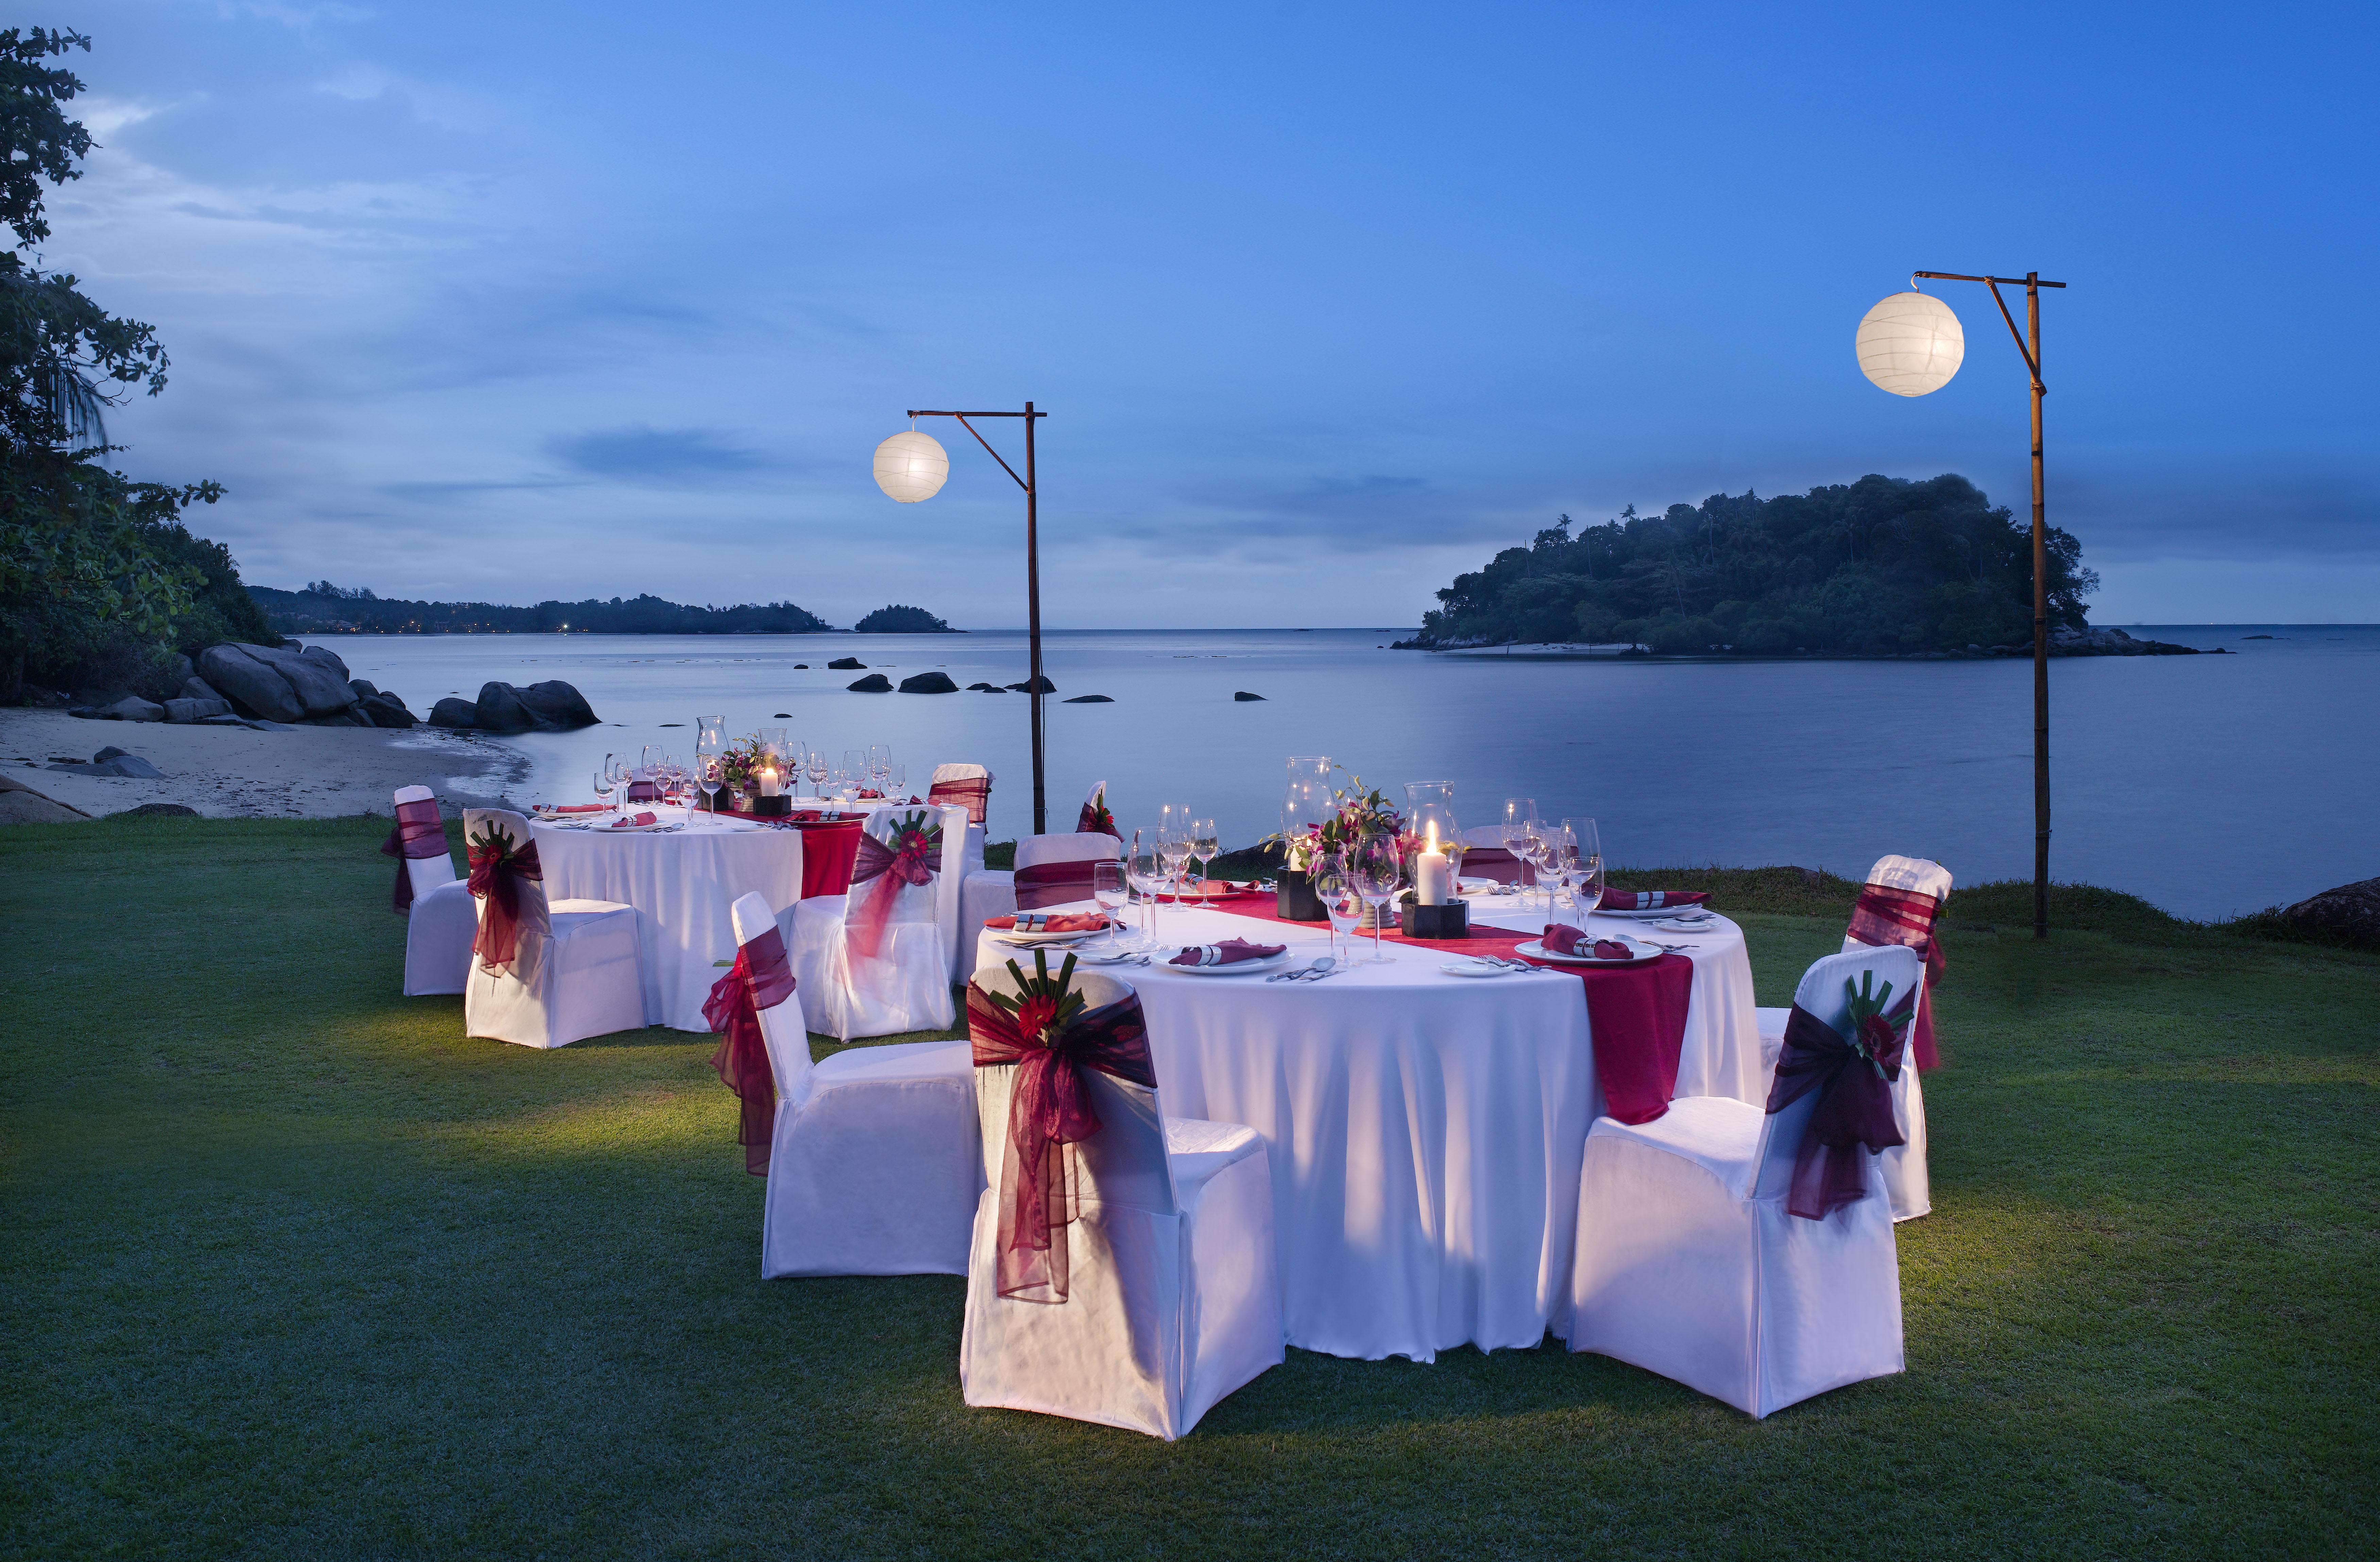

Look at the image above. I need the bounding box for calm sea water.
[340,624,2380,922]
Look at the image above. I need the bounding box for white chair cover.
[959,966,1283,1440]
[929,762,992,871]
[395,785,476,998]
[729,893,981,1277]
[461,808,645,1048]
[788,804,967,1040]
[1568,945,1915,1419]
[1755,855,1949,1221]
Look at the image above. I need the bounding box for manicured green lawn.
[3,815,2374,1559]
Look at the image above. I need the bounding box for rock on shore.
[426,680,601,733]
[2279,877,2380,948]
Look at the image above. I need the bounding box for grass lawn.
[3,815,2375,1559]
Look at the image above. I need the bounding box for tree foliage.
[852,604,955,633]
[0,28,263,699]
[255,586,832,635]
[1408,473,2098,655]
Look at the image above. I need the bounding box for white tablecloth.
[970,900,1763,1362]
[534,808,803,1031]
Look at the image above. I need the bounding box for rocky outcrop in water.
[898,672,960,693]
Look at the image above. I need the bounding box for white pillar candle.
[1416,823,1452,906]
[759,766,781,798]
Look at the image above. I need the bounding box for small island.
[254,585,832,636]
[852,604,959,633]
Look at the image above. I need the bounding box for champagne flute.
[1092,861,1128,953]
[1311,849,1366,967]
[1348,830,1403,966]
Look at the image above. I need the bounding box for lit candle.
[759,765,781,798]
[1416,822,1451,906]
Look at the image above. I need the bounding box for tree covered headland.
[258,585,832,636]
[1406,473,2098,655]
[0,30,272,700]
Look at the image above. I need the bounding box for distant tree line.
[0,30,273,700]
[1404,473,2098,655]
[852,604,956,632]
[256,585,833,635]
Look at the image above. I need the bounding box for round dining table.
[971,896,1764,1362]
[533,806,803,1031]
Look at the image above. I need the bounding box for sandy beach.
[0,710,527,821]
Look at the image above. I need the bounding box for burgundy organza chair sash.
[704,926,796,1177]
[846,813,942,960]
[928,776,991,825]
[1765,997,1912,1221]
[1846,885,1947,1069]
[1461,846,1530,885]
[1013,859,1105,912]
[965,984,1157,1303]
[465,832,543,973]
[379,798,447,914]
[626,779,660,803]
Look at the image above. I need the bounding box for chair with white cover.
[1012,829,1121,911]
[788,804,968,1040]
[959,962,1282,1439]
[928,763,993,870]
[1755,854,1951,1221]
[461,808,646,1048]
[386,785,476,997]
[712,893,981,1277]
[1568,944,1917,1419]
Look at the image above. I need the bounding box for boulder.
[305,708,376,727]
[828,657,867,670]
[349,678,380,698]
[793,664,810,670]
[180,676,228,704]
[967,682,1005,692]
[0,773,87,822]
[428,697,479,729]
[1007,676,1057,694]
[847,673,894,693]
[195,645,308,722]
[169,653,195,686]
[121,802,200,818]
[357,692,417,729]
[898,671,960,694]
[52,752,164,778]
[1234,691,1267,701]
[515,680,598,729]
[194,715,250,727]
[474,682,548,733]
[1062,694,1113,703]
[164,698,234,723]
[2279,877,2380,949]
[98,696,168,723]
[94,746,131,762]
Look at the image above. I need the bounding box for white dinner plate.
[988,929,1100,948]
[1163,950,1293,976]
[1440,960,1511,978]
[597,819,676,833]
[1592,903,1714,920]
[1513,937,1665,966]
[1651,915,1719,933]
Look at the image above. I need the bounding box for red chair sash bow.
[465,828,543,973]
[847,811,942,960]
[928,775,991,825]
[1765,995,1912,1221]
[966,984,1157,1303]
[1846,885,1947,1069]
[704,926,796,1176]
[379,797,447,914]
[1076,787,1118,838]
[1013,859,1104,912]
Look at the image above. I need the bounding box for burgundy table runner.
[1221,899,1693,1125]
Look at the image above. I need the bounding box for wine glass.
[1347,831,1403,965]
[639,744,658,795]
[1536,822,1578,926]
[842,748,867,799]
[1189,817,1218,899]
[1125,832,1165,948]
[1566,817,1605,917]
[1156,803,1192,907]
[1092,861,1128,953]
[591,765,615,816]
[804,748,828,801]
[868,744,891,793]
[1310,849,1367,967]
[888,762,906,797]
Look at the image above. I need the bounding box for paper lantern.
[873,430,949,502]
[1855,290,1965,397]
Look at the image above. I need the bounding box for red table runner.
[1221,897,1692,1125]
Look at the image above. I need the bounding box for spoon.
[1269,956,1331,982]
[1295,956,1339,981]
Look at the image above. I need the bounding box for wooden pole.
[1025,401,1046,836]
[2027,275,2049,939]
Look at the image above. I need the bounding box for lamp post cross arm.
[905,410,1035,493]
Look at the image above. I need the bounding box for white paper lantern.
[1855,290,1965,397]
[872,430,950,502]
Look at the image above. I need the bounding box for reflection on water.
[336,625,2380,922]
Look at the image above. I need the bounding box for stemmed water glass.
[1310,849,1367,968]
[805,749,828,801]
[868,744,891,794]
[1502,799,1542,911]
[1092,861,1128,953]
[1189,817,1218,899]
[1536,822,1578,926]
[842,749,867,800]
[592,764,616,816]
[1126,833,1165,948]
[1156,804,1192,908]
[1348,831,1403,965]
[1565,817,1605,917]
[887,762,906,798]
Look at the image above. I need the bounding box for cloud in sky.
[44,0,2380,625]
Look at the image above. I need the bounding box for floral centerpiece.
[704,734,771,810]
[1263,764,1402,921]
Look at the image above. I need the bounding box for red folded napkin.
[551,804,606,814]
[1542,924,1633,960]
[1600,890,1709,911]
[984,912,1110,933]
[1170,937,1287,967]
[857,788,884,799]
[610,811,658,828]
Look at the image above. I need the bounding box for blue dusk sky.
[41,0,2380,628]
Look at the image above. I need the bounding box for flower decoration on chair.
[1076,783,1118,838]
[1261,764,1402,869]
[464,822,543,973]
[966,949,1157,1303]
[846,809,945,960]
[1766,969,1915,1221]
